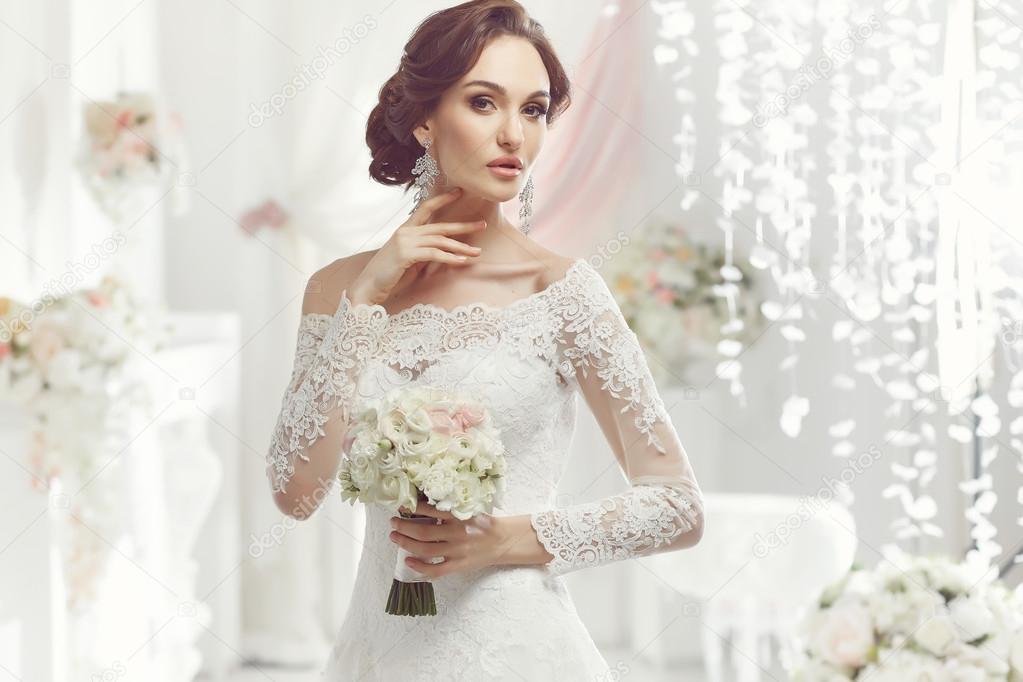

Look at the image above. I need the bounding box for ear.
[412,120,432,147]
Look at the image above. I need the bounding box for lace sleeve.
[265,288,387,500]
[529,262,705,576]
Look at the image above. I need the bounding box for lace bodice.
[265,257,705,578]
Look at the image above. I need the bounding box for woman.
[265,1,705,678]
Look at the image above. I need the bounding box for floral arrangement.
[787,546,1023,680]
[337,384,507,617]
[0,276,171,609]
[76,90,186,219]
[604,220,764,383]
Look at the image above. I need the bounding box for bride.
[265,1,705,678]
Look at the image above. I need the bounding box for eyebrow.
[463,79,550,101]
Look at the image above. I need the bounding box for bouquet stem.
[385,508,438,617]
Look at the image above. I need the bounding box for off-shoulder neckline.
[305,257,590,322]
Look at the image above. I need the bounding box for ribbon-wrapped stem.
[385,503,444,616]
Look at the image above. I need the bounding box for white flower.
[420,462,460,503]
[347,449,380,492]
[1009,630,1023,675]
[913,614,959,656]
[949,595,994,642]
[371,473,416,511]
[807,600,874,669]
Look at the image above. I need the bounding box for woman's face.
[415,35,552,204]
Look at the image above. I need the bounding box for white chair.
[631,492,857,681]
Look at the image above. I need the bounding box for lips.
[487,156,523,170]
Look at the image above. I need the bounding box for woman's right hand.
[349,187,487,306]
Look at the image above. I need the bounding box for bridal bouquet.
[787,546,1023,681]
[336,385,507,617]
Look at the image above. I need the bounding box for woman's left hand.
[389,501,524,578]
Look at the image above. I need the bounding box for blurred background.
[1,0,1022,680]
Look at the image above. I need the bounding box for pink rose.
[451,404,484,431]
[87,292,108,308]
[428,409,456,435]
[0,343,10,360]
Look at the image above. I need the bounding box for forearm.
[526,482,704,576]
[492,514,556,568]
[270,415,348,518]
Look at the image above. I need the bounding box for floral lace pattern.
[264,258,704,678]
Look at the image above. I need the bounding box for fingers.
[407,186,463,226]
[390,531,449,560]
[404,503,458,521]
[404,555,461,578]
[393,515,453,539]
[417,235,482,258]
[415,219,487,237]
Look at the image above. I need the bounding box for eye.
[470,96,548,120]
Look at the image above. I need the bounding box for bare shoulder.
[536,249,583,289]
[302,249,379,315]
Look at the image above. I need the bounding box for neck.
[425,192,527,259]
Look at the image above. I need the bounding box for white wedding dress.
[265,256,705,680]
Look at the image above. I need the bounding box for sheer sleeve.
[529,262,705,576]
[265,287,387,504]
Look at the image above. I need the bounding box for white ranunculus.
[378,406,410,442]
[447,474,484,520]
[446,431,480,463]
[949,595,994,642]
[808,600,874,669]
[913,614,959,656]
[348,449,381,493]
[420,462,460,503]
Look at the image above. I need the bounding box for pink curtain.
[528,0,649,257]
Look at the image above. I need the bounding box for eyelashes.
[470,96,548,119]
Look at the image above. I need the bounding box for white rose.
[402,430,451,459]
[808,601,874,669]
[949,596,994,642]
[403,405,434,434]
[372,473,416,510]
[914,614,959,656]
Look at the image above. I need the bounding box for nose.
[497,114,523,150]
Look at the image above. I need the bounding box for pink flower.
[655,287,674,304]
[0,343,10,360]
[87,292,108,308]
[451,404,484,431]
[428,409,457,435]
[646,270,660,287]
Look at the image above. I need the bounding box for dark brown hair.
[366,0,572,191]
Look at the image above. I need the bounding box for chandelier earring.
[410,137,440,214]
[518,175,534,234]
